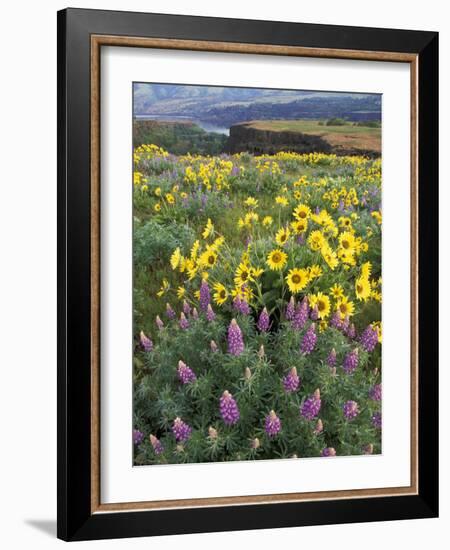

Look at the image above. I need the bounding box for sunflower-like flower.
[293,203,311,221]
[198,248,218,269]
[336,296,355,318]
[266,249,288,271]
[275,227,290,246]
[213,282,228,305]
[285,268,309,293]
[355,277,371,301]
[308,230,326,251]
[262,216,273,227]
[234,262,253,287]
[244,197,259,209]
[309,292,331,319]
[275,196,289,207]
[291,219,308,234]
[330,283,344,300]
[321,243,339,270]
[170,247,182,270]
[338,231,357,252]
[202,218,214,239]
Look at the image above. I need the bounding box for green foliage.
[134,120,227,155]
[134,313,381,465]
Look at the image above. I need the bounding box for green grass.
[245,119,380,137]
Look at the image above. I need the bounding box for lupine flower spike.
[283,367,300,393]
[327,348,337,368]
[165,303,176,320]
[285,296,296,321]
[210,340,218,352]
[182,300,191,316]
[199,280,211,311]
[292,297,308,330]
[177,360,196,384]
[179,312,189,330]
[139,331,153,352]
[301,388,321,420]
[172,417,192,442]
[150,434,164,454]
[257,307,270,332]
[265,410,282,438]
[360,324,379,352]
[227,319,244,356]
[343,348,359,374]
[220,390,240,425]
[343,400,360,420]
[301,323,317,354]
[206,304,216,322]
[321,447,336,457]
[133,429,144,445]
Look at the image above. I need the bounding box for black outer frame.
[57,8,439,542]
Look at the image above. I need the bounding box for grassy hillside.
[243,120,381,155]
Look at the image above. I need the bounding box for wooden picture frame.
[57,8,438,541]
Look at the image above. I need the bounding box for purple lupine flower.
[327,348,337,368]
[155,315,164,330]
[219,390,240,425]
[343,348,359,374]
[310,305,319,321]
[346,323,356,339]
[265,410,282,438]
[172,417,192,442]
[343,400,360,420]
[257,307,270,332]
[363,443,374,455]
[166,303,176,320]
[133,429,144,445]
[210,340,218,352]
[182,300,191,316]
[285,296,296,321]
[149,434,164,455]
[371,411,382,429]
[296,234,305,245]
[282,367,300,393]
[292,297,309,330]
[314,419,324,434]
[233,295,250,315]
[330,312,349,332]
[192,307,199,320]
[321,447,336,457]
[199,280,211,311]
[227,318,244,356]
[360,325,379,352]
[301,389,321,420]
[206,304,216,322]
[177,360,197,384]
[139,331,153,352]
[301,323,317,354]
[369,384,382,401]
[179,312,189,330]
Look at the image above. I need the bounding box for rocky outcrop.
[224,123,380,157]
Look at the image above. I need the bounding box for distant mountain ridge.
[134,84,381,128]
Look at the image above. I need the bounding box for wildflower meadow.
[133,144,382,465]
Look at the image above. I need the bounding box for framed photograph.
[57,8,438,541]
